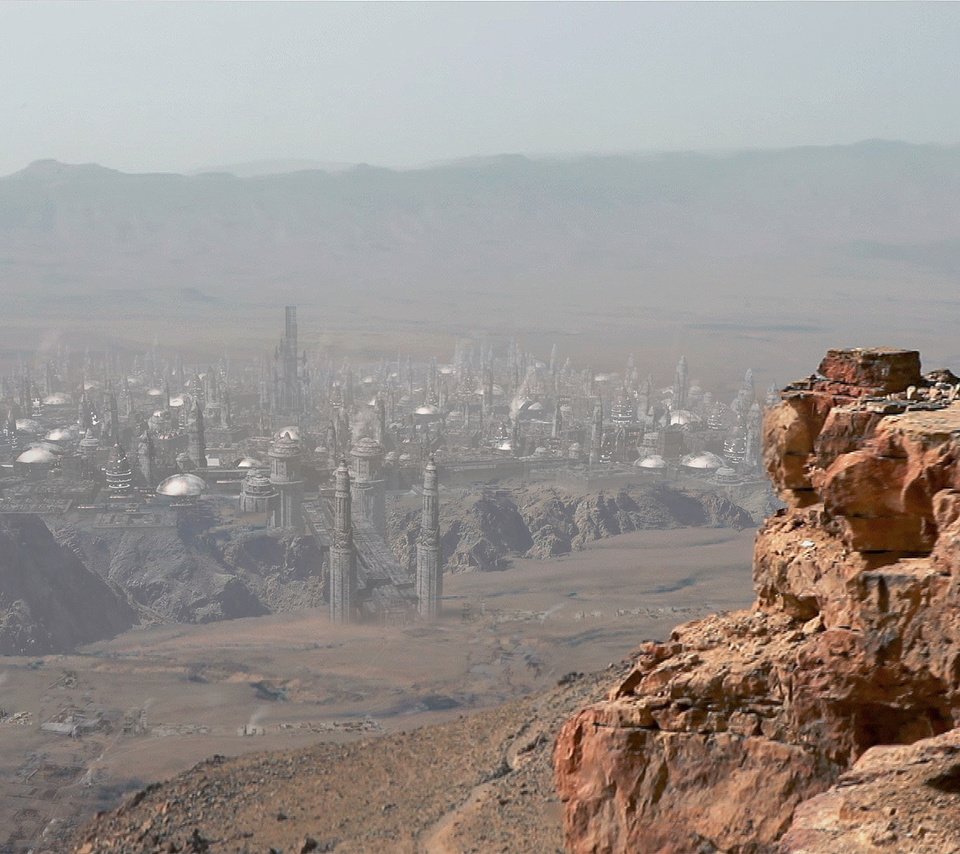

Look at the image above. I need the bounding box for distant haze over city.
[3,2,960,176]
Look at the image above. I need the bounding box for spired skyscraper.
[276,306,301,417]
[416,455,442,618]
[329,459,356,624]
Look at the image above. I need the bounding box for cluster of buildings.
[0,307,774,622]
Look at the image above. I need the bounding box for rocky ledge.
[554,348,960,853]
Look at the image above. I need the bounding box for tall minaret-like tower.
[329,459,356,624]
[588,400,603,467]
[416,455,442,618]
[188,398,207,469]
[673,355,689,411]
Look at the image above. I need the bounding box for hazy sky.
[3,1,960,176]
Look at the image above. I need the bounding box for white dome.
[168,394,186,407]
[156,473,207,497]
[415,405,440,416]
[147,387,164,397]
[42,392,71,406]
[236,457,263,469]
[17,447,57,464]
[670,410,702,426]
[44,427,75,442]
[636,454,668,469]
[680,451,725,470]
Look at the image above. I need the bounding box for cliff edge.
[555,348,960,853]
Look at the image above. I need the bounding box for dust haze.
[2,2,960,852]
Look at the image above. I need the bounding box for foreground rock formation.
[0,514,135,654]
[555,348,960,853]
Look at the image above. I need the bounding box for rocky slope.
[51,523,325,624]
[555,348,960,853]
[391,484,756,573]
[0,514,136,654]
[71,666,630,854]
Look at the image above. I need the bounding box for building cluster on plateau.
[0,307,771,622]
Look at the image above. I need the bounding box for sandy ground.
[0,526,755,852]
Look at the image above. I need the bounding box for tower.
[268,431,303,531]
[277,306,300,416]
[329,459,356,624]
[350,438,386,536]
[187,398,207,469]
[673,356,689,411]
[137,429,156,488]
[105,442,134,496]
[589,401,603,467]
[416,455,442,618]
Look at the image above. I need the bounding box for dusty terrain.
[0,527,754,852]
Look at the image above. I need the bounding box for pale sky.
[2,1,960,176]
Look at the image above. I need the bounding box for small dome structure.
[42,392,71,406]
[680,451,724,471]
[236,457,263,469]
[16,447,57,464]
[156,473,207,497]
[352,437,383,457]
[146,387,163,397]
[670,410,702,427]
[414,404,440,417]
[45,427,75,443]
[276,425,301,441]
[636,454,668,469]
[270,432,301,458]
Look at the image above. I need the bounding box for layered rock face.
[0,514,136,654]
[390,484,756,573]
[555,348,960,853]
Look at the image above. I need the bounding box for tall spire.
[189,398,207,469]
[330,458,356,624]
[589,400,603,467]
[416,455,442,619]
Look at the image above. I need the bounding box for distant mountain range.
[2,141,960,376]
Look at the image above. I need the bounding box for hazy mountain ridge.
[4,141,960,283]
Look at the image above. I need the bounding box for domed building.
[156,473,207,501]
[680,451,725,473]
[635,453,668,470]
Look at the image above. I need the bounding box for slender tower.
[673,356,689,411]
[416,455,442,618]
[329,459,356,624]
[589,400,603,467]
[188,398,207,469]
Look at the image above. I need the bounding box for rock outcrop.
[0,514,136,654]
[52,523,324,624]
[555,348,960,853]
[390,484,756,573]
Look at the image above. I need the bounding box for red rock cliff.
[555,348,960,853]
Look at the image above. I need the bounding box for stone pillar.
[329,459,356,624]
[416,455,442,618]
